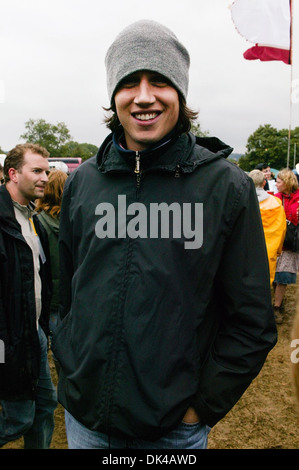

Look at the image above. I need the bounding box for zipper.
[134,151,141,188]
[174,164,181,178]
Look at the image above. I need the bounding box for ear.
[8,167,18,183]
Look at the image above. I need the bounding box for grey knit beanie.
[105,19,190,104]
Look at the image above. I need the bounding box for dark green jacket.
[52,132,277,440]
[37,211,60,313]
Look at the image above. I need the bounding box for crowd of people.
[249,166,299,324]
[0,19,298,450]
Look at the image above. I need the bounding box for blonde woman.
[273,169,299,324]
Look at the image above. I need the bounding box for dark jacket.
[0,185,51,400]
[52,132,277,440]
[37,211,60,313]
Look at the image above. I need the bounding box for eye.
[120,76,139,88]
[150,74,170,87]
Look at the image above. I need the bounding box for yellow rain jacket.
[259,194,286,285]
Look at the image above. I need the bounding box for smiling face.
[114,71,180,151]
[7,151,50,205]
[262,166,271,180]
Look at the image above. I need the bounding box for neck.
[114,127,179,156]
[6,181,30,206]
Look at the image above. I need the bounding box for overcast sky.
[0,0,298,158]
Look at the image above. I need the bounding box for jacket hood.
[37,210,60,235]
[259,195,284,228]
[256,187,270,203]
[96,131,233,175]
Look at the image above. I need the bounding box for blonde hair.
[277,168,298,193]
[36,170,67,218]
[248,169,265,188]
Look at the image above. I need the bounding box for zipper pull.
[134,152,140,174]
[174,164,181,178]
[135,152,141,188]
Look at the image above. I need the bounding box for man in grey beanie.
[53,20,277,449]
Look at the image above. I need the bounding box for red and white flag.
[231,0,291,64]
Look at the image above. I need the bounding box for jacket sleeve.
[193,177,277,427]
[58,179,74,321]
[0,231,10,360]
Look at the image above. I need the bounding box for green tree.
[238,124,299,171]
[20,118,72,157]
[59,141,98,162]
[190,121,209,137]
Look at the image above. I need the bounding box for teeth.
[134,113,158,121]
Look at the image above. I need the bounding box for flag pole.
[287,0,293,168]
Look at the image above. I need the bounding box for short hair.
[103,92,198,135]
[248,169,265,188]
[276,168,299,193]
[35,170,68,218]
[4,143,49,183]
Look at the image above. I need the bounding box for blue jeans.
[0,326,57,448]
[65,410,210,449]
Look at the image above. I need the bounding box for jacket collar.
[0,185,37,232]
[0,184,19,230]
[96,130,233,175]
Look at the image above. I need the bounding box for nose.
[41,171,49,182]
[134,78,156,105]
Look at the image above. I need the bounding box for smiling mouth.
[133,112,161,121]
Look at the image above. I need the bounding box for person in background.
[52,19,277,450]
[36,169,68,375]
[255,162,277,193]
[0,143,57,448]
[255,163,271,191]
[273,169,299,324]
[248,170,286,287]
[0,164,4,184]
[293,164,299,185]
[268,172,278,193]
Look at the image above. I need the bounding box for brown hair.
[276,168,299,194]
[36,169,67,218]
[103,93,198,135]
[4,143,50,183]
